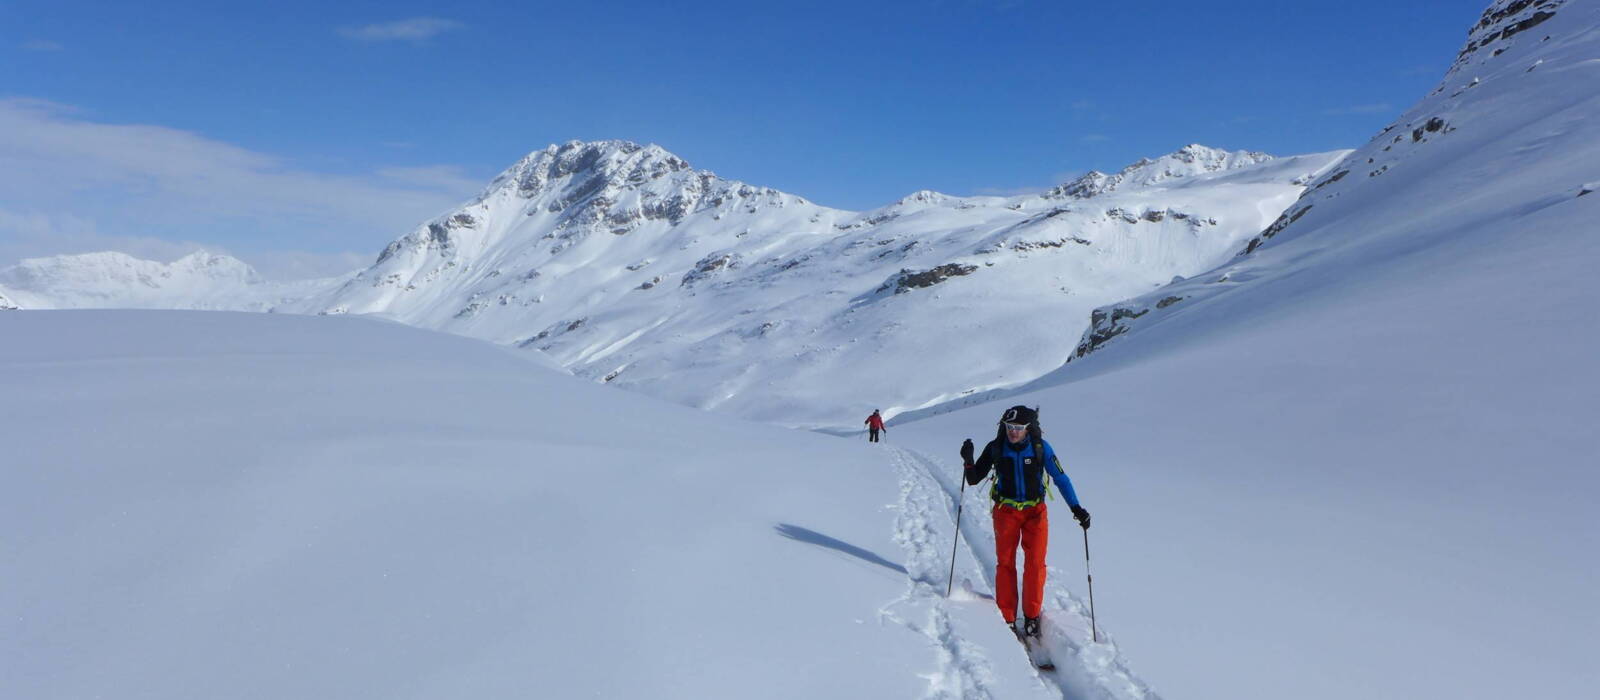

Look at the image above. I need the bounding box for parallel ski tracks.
[884,446,1161,700]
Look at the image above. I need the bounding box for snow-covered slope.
[0,251,341,311]
[891,2,1599,699]
[287,140,1344,429]
[1,310,1156,699]
[1068,0,1596,365]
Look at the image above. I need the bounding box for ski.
[1012,628,1055,671]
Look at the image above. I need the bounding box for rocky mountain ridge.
[285,140,1345,428]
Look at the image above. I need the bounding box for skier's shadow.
[774,523,907,576]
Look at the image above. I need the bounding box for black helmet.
[1000,405,1037,426]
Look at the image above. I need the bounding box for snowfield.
[1,311,1154,699]
[4,2,1598,698]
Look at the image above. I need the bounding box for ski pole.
[1082,527,1099,642]
[944,474,967,597]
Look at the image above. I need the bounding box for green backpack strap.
[1032,433,1055,501]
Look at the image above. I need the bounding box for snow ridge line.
[884,448,999,699]
[892,446,1162,700]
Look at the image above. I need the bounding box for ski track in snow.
[884,446,999,699]
[886,446,1161,700]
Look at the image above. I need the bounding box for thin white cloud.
[377,165,484,194]
[1081,133,1110,143]
[1322,103,1394,116]
[0,207,209,268]
[21,40,64,51]
[0,210,368,281]
[0,98,483,277]
[339,18,464,42]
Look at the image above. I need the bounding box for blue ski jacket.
[966,437,1080,508]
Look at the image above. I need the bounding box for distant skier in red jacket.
[864,409,886,443]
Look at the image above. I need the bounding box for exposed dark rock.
[1313,170,1350,190]
[1075,305,1151,358]
[1156,296,1185,309]
[883,263,979,294]
[517,329,552,347]
[1501,10,1557,40]
[681,253,739,287]
[1243,204,1314,254]
[1012,237,1092,252]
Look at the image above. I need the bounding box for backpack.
[988,405,1054,505]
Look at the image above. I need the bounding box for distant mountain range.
[1,143,1344,428]
[0,251,343,312]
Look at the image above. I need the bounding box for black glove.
[959,438,974,465]
[1071,505,1091,529]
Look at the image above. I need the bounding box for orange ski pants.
[993,502,1048,622]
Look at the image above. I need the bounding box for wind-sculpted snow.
[283,139,1345,429]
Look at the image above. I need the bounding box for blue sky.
[3,0,1491,277]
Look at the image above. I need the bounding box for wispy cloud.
[0,98,482,277]
[1080,133,1110,144]
[0,209,369,280]
[1322,103,1394,116]
[0,207,210,269]
[339,18,464,43]
[377,165,484,194]
[21,39,64,51]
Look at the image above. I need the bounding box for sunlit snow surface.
[1,311,1153,699]
[895,2,1600,698]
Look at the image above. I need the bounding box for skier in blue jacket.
[961,405,1089,639]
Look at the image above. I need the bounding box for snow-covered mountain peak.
[372,139,835,269]
[1045,144,1275,200]
[495,139,695,200]
[167,250,261,282]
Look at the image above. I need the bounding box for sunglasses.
[1003,422,1030,432]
